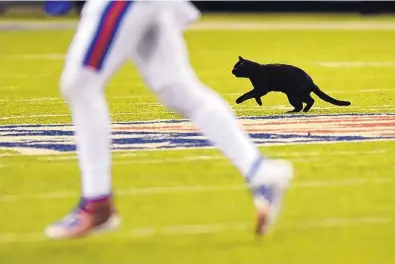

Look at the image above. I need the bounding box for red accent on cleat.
[45,198,120,239]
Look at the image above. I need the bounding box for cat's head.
[231,56,258,78]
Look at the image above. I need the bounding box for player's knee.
[60,67,102,102]
[60,68,80,101]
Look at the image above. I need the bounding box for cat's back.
[260,63,306,74]
[259,63,309,81]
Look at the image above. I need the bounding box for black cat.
[232,56,351,113]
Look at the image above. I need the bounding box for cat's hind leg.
[286,94,303,113]
[303,94,315,112]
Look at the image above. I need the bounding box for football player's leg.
[45,1,138,239]
[170,1,201,30]
[131,8,293,235]
[131,9,261,180]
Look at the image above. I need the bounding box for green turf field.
[0,14,394,264]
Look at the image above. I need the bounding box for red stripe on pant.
[86,1,129,70]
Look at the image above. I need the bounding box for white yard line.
[0,114,68,120]
[1,20,395,31]
[35,158,391,166]
[37,149,388,162]
[190,21,395,31]
[318,62,395,67]
[0,89,393,103]
[0,105,394,120]
[0,154,14,158]
[73,157,319,164]
[5,52,395,69]
[245,105,395,110]
[0,177,393,203]
[0,97,61,102]
[125,217,394,238]
[0,216,392,244]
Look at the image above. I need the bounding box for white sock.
[61,70,112,199]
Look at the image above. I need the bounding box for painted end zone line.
[0,216,392,244]
[1,113,394,155]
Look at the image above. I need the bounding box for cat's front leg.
[254,96,263,106]
[236,89,256,104]
[254,91,268,106]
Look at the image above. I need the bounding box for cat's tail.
[312,84,351,106]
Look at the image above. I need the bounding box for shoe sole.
[45,214,121,239]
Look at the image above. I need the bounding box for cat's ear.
[238,56,244,61]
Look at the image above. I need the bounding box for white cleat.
[247,159,294,235]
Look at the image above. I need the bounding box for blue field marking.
[0,114,394,155]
